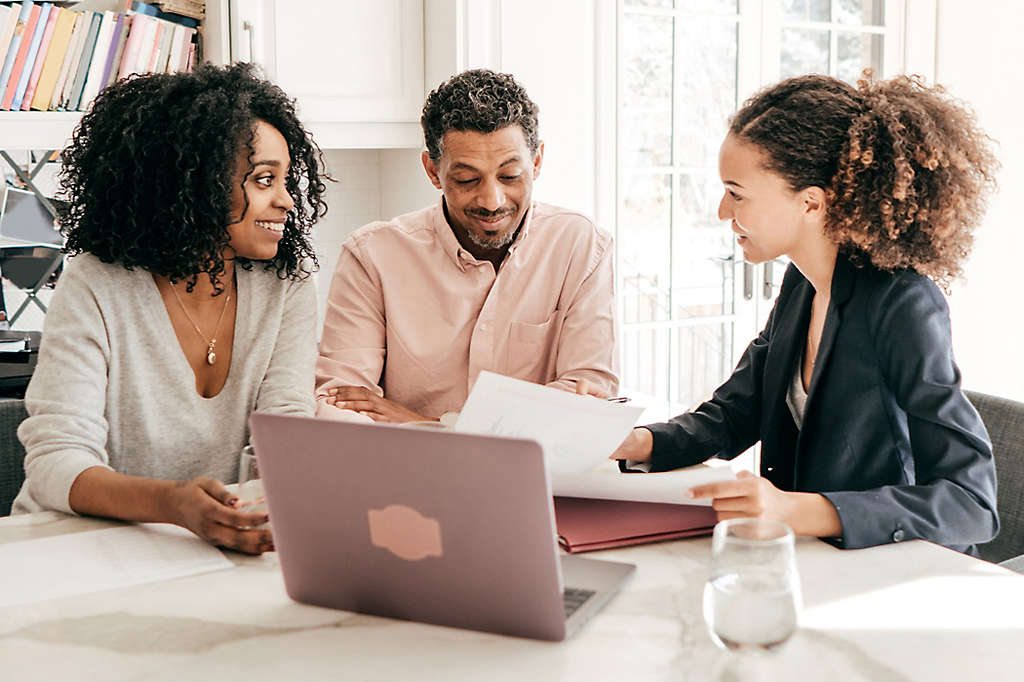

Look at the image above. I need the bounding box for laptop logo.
[367,505,443,561]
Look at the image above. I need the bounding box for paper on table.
[0,523,234,608]
[552,460,737,506]
[455,371,645,475]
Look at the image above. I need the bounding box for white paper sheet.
[551,460,737,506]
[454,371,645,474]
[0,523,234,608]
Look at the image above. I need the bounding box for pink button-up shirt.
[316,200,617,419]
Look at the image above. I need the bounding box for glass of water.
[702,518,801,652]
[237,445,268,527]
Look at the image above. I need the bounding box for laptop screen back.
[249,414,570,641]
[0,187,61,246]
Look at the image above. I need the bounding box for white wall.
[935,1,1024,401]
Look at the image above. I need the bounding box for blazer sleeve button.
[892,529,905,542]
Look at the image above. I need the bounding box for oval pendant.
[207,351,216,365]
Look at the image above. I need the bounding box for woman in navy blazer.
[614,74,1000,554]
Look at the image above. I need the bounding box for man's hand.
[573,378,610,399]
[609,427,654,463]
[163,477,273,555]
[325,386,434,423]
[687,470,842,537]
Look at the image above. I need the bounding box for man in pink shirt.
[316,69,617,423]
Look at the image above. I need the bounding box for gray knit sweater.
[13,253,317,514]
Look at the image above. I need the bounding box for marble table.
[1,511,1023,681]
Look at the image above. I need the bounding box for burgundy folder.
[553,496,718,553]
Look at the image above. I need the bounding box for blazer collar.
[762,253,858,426]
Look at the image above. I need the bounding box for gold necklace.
[170,285,232,366]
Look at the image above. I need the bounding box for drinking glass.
[237,445,268,527]
[702,518,801,652]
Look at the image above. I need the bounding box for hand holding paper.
[455,372,644,474]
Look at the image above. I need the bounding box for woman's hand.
[687,470,842,537]
[609,427,654,463]
[163,477,274,555]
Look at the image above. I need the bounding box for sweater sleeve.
[254,273,317,416]
[15,260,114,514]
[821,277,998,550]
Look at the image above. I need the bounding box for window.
[615,0,919,419]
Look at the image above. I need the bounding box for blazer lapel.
[805,254,856,400]
[760,264,814,489]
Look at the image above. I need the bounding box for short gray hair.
[421,69,540,161]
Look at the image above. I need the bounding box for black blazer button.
[892,529,905,542]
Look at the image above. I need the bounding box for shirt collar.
[430,198,536,270]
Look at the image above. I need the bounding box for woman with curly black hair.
[13,63,328,555]
[613,73,1000,554]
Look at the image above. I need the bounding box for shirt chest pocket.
[505,310,562,383]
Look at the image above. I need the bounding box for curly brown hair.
[730,73,999,284]
[421,69,539,162]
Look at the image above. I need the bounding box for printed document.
[551,460,737,506]
[455,371,645,474]
[0,523,233,608]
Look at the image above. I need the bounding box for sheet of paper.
[552,460,737,506]
[0,523,234,608]
[454,371,645,474]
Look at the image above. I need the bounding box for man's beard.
[464,209,517,249]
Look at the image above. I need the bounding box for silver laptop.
[249,413,635,641]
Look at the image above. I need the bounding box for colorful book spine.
[67,10,101,110]
[51,10,85,110]
[98,12,125,88]
[0,6,18,80]
[136,14,158,74]
[78,10,116,107]
[10,2,51,110]
[165,22,184,74]
[1,2,40,110]
[20,3,59,110]
[0,3,32,108]
[153,17,173,73]
[30,7,75,110]
[117,12,149,79]
[103,14,130,89]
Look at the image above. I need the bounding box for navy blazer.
[645,254,999,554]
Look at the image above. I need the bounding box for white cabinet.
[229,0,425,149]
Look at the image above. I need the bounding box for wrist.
[157,481,185,527]
[787,492,842,537]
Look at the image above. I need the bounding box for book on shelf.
[20,3,59,110]
[0,3,32,109]
[30,6,74,110]
[152,0,203,22]
[98,11,126,90]
[77,9,115,107]
[2,1,40,109]
[50,7,85,110]
[66,8,100,111]
[0,0,200,113]
[0,7,18,80]
[10,1,52,109]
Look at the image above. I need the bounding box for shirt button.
[892,529,905,543]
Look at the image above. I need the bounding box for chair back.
[0,398,27,516]
[965,390,1024,564]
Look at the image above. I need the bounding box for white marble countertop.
[1,511,1023,681]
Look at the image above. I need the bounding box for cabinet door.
[232,0,424,124]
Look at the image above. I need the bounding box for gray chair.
[0,398,27,516]
[964,390,1024,571]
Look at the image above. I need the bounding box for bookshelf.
[0,1,223,329]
